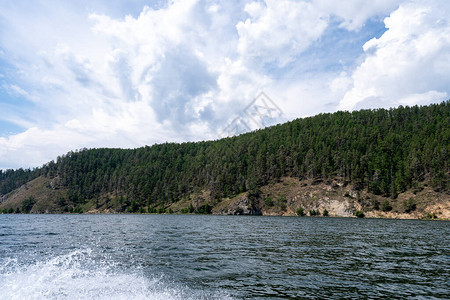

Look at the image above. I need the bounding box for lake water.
[0,215,448,299]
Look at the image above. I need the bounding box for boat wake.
[0,249,231,300]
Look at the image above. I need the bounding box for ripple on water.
[0,215,448,299]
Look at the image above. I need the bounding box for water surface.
[0,215,448,299]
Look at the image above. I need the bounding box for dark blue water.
[0,215,449,299]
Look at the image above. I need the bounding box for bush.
[323,209,329,216]
[197,204,212,214]
[425,212,437,219]
[21,196,36,213]
[248,188,261,200]
[381,200,392,212]
[264,197,274,207]
[355,210,365,218]
[296,207,304,216]
[372,200,380,210]
[130,200,139,213]
[403,198,416,213]
[309,209,319,216]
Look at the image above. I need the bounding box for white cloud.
[330,72,353,95]
[338,0,450,111]
[314,0,401,31]
[236,0,328,67]
[0,0,233,169]
[2,84,30,98]
[397,90,448,106]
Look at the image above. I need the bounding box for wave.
[0,249,231,300]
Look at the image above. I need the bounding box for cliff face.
[2,176,448,220]
[208,177,449,219]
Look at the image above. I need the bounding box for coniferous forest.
[0,101,448,213]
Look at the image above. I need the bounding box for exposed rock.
[311,179,323,185]
[225,196,262,215]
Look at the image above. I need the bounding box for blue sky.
[0,0,449,169]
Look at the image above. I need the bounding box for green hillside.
[1,101,449,216]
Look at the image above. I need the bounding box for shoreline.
[1,212,448,221]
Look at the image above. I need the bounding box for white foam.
[0,249,231,300]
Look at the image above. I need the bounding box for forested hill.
[0,101,449,215]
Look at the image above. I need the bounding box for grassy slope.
[0,176,67,213]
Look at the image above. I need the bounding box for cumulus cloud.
[236,0,328,67]
[0,0,449,169]
[338,0,450,111]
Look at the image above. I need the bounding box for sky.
[0,0,449,169]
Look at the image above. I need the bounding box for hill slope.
[1,101,449,218]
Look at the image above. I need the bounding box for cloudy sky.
[0,0,449,169]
